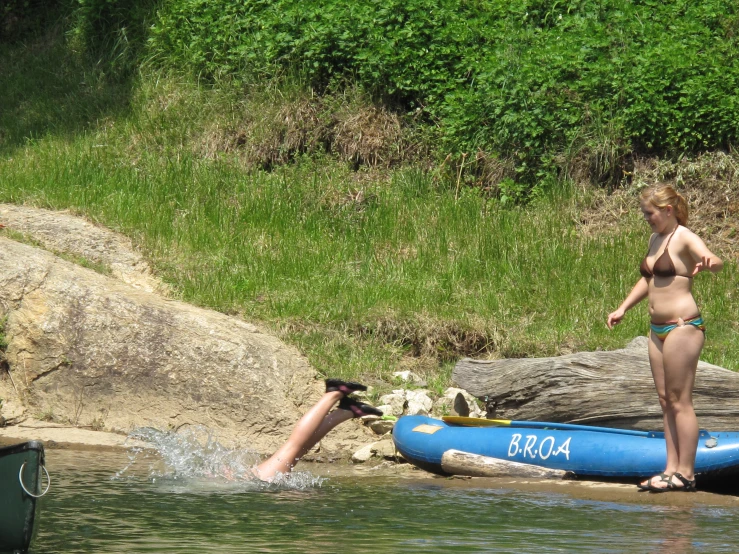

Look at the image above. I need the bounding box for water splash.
[115,426,325,490]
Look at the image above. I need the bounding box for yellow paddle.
[441,416,650,437]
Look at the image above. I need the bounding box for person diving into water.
[251,379,383,481]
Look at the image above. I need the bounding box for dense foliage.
[70,0,159,75]
[141,0,739,185]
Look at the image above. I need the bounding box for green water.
[29,446,739,554]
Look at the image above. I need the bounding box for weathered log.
[453,338,739,431]
[440,449,567,479]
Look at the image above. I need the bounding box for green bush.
[125,1,739,186]
[70,0,160,75]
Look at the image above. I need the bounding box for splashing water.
[115,426,326,490]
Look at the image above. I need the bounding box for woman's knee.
[657,395,669,411]
[663,393,694,413]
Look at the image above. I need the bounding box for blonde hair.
[640,184,688,226]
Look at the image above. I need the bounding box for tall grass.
[1,33,737,389]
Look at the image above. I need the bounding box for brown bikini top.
[639,227,689,279]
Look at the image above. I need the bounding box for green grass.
[1,28,737,390]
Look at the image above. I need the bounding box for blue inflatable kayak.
[392,415,739,479]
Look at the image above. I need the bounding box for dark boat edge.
[0,440,46,456]
[0,440,46,554]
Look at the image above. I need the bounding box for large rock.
[0,235,368,454]
[0,204,167,294]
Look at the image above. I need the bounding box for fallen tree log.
[453,338,739,431]
[440,449,568,479]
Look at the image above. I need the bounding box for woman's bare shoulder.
[677,225,713,254]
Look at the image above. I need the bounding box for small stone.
[406,401,429,415]
[432,396,453,416]
[378,394,406,416]
[405,390,433,415]
[453,392,470,417]
[371,438,397,459]
[375,404,394,417]
[351,443,376,463]
[443,387,483,416]
[392,371,427,386]
[369,419,395,435]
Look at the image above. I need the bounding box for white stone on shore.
[405,390,433,415]
[378,393,406,416]
[351,443,376,463]
[371,438,397,458]
[392,370,426,386]
[369,419,395,435]
[442,387,485,417]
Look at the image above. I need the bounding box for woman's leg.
[641,333,679,488]
[662,326,703,481]
[253,391,351,481]
[648,326,703,489]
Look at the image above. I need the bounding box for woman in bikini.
[607,184,723,492]
[252,379,382,481]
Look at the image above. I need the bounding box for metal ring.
[18,462,51,498]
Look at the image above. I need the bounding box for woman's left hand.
[692,256,716,275]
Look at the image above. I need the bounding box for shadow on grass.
[0,17,134,155]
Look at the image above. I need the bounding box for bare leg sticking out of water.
[253,380,382,481]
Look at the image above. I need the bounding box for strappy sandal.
[325,379,368,395]
[666,472,697,492]
[338,397,383,418]
[638,472,671,491]
[649,472,696,493]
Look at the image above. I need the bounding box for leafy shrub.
[70,0,160,75]
[136,1,739,190]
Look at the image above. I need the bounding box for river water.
[29,428,739,553]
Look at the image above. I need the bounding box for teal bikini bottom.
[650,315,705,342]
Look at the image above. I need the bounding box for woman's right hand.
[607,308,625,330]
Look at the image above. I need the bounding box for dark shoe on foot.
[325,379,368,395]
[666,472,697,492]
[638,472,671,491]
[338,397,383,418]
[649,472,696,493]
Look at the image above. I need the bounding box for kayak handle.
[19,462,51,498]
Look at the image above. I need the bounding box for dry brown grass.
[195,88,425,171]
[576,152,739,260]
[433,150,517,197]
[350,314,503,362]
[333,103,406,168]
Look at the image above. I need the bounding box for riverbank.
[0,419,146,451]
[4,432,736,507]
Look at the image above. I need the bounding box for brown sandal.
[666,472,697,492]
[638,472,671,491]
[649,472,696,493]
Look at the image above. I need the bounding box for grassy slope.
[1,26,737,395]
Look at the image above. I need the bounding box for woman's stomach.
[647,277,699,322]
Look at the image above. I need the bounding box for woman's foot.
[338,397,383,418]
[666,472,697,492]
[649,472,696,493]
[325,379,368,395]
[638,472,671,491]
